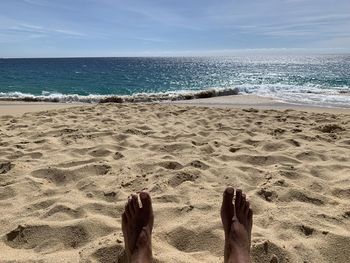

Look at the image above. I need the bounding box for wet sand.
[0,101,81,116]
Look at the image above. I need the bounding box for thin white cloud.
[103,1,205,31]
[53,29,86,37]
[22,0,49,7]
[130,36,170,43]
[0,17,86,41]
[232,10,350,40]
[19,23,43,30]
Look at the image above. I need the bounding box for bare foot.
[122,192,154,263]
[221,187,253,263]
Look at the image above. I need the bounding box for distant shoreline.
[167,94,350,114]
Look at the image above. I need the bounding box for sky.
[0,0,349,57]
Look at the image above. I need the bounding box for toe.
[235,189,243,220]
[140,192,152,214]
[127,197,134,216]
[248,208,253,231]
[235,189,242,209]
[140,191,154,227]
[247,208,253,244]
[238,193,246,223]
[244,201,250,218]
[242,200,249,227]
[221,187,235,233]
[122,212,127,225]
[221,187,234,217]
[125,201,131,219]
[222,187,234,211]
[131,194,139,214]
[241,194,246,207]
[240,193,246,212]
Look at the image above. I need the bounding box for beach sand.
[0,101,80,116]
[0,100,349,262]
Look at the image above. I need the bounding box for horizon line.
[2,53,350,59]
[2,48,350,59]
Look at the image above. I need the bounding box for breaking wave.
[0,84,349,108]
[0,88,240,103]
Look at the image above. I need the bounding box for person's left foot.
[221,187,252,263]
[122,192,154,263]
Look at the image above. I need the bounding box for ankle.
[130,247,152,263]
[228,252,251,263]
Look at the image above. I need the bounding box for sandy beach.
[0,98,349,262]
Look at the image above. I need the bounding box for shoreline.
[1,95,349,116]
[167,95,350,114]
[0,101,82,116]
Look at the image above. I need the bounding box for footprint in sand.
[0,161,15,174]
[189,160,209,170]
[166,226,223,256]
[168,171,200,187]
[251,240,290,263]
[317,124,345,133]
[279,189,325,205]
[5,224,89,250]
[300,225,315,236]
[5,220,115,251]
[91,244,125,263]
[31,164,111,186]
[88,148,112,157]
[158,161,183,170]
[41,204,85,220]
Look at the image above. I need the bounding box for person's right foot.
[221,187,253,263]
[122,191,154,263]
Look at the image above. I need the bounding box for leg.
[122,192,154,263]
[221,187,253,263]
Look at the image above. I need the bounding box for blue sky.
[0,0,349,57]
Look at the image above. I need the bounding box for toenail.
[226,187,234,194]
[140,192,148,199]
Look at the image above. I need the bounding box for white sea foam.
[0,85,349,108]
[236,83,350,107]
[0,88,239,103]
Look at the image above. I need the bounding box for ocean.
[0,55,349,107]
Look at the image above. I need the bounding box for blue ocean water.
[0,55,349,107]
